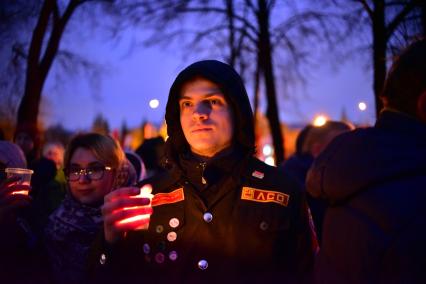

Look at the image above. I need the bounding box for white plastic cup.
[117,185,153,230]
[5,168,34,196]
[5,168,34,185]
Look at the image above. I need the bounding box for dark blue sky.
[41,20,376,131]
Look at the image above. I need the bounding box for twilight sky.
[40,20,376,132]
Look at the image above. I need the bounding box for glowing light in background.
[313,115,328,127]
[149,99,160,109]
[358,101,367,111]
[262,144,273,156]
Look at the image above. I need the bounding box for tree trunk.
[371,0,386,117]
[16,0,80,130]
[421,0,426,36]
[225,0,236,66]
[257,0,285,164]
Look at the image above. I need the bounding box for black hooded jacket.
[92,60,315,283]
[306,110,426,284]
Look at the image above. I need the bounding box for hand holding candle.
[116,185,154,230]
[102,184,154,244]
[0,177,31,224]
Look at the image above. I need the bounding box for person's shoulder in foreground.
[307,38,426,284]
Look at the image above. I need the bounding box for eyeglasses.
[64,166,112,182]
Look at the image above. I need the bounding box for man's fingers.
[104,187,141,202]
[102,197,151,216]
[104,206,153,226]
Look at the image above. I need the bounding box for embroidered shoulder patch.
[241,187,290,207]
[152,188,184,207]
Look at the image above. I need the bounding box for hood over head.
[164,60,255,163]
[0,141,27,168]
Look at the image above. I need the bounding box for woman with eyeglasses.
[44,133,131,284]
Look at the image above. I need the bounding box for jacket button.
[143,243,151,254]
[259,221,269,231]
[198,259,208,270]
[167,231,177,242]
[155,252,165,264]
[203,212,213,223]
[169,218,180,228]
[155,225,164,233]
[157,241,166,251]
[99,253,106,265]
[169,251,178,261]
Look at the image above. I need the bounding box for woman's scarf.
[44,194,103,284]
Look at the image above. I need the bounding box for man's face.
[179,78,234,157]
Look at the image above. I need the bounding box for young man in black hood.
[95,60,316,283]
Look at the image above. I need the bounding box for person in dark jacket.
[280,121,353,244]
[0,141,49,284]
[94,60,316,283]
[306,38,426,284]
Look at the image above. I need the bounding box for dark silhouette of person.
[280,121,353,244]
[306,38,426,284]
[135,137,166,178]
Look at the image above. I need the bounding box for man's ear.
[417,91,426,123]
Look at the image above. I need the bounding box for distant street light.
[149,99,160,109]
[358,101,367,111]
[313,114,328,127]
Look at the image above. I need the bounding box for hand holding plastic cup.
[5,168,34,196]
[116,184,154,230]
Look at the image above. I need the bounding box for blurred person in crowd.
[44,133,132,284]
[280,125,314,185]
[28,157,66,236]
[42,141,65,170]
[125,150,147,183]
[26,142,67,236]
[0,141,48,284]
[135,136,166,178]
[14,123,41,166]
[93,60,316,283]
[281,121,353,244]
[307,39,426,284]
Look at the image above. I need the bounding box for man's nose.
[192,103,210,120]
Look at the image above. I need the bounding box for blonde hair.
[64,133,129,188]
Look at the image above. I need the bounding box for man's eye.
[210,99,219,105]
[181,101,192,108]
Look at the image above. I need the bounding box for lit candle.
[116,185,153,230]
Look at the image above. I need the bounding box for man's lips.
[191,127,213,133]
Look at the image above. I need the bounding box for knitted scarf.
[44,194,103,284]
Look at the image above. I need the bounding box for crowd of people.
[0,38,425,284]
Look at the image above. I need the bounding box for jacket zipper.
[200,162,207,184]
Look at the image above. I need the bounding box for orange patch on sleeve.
[152,188,185,207]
